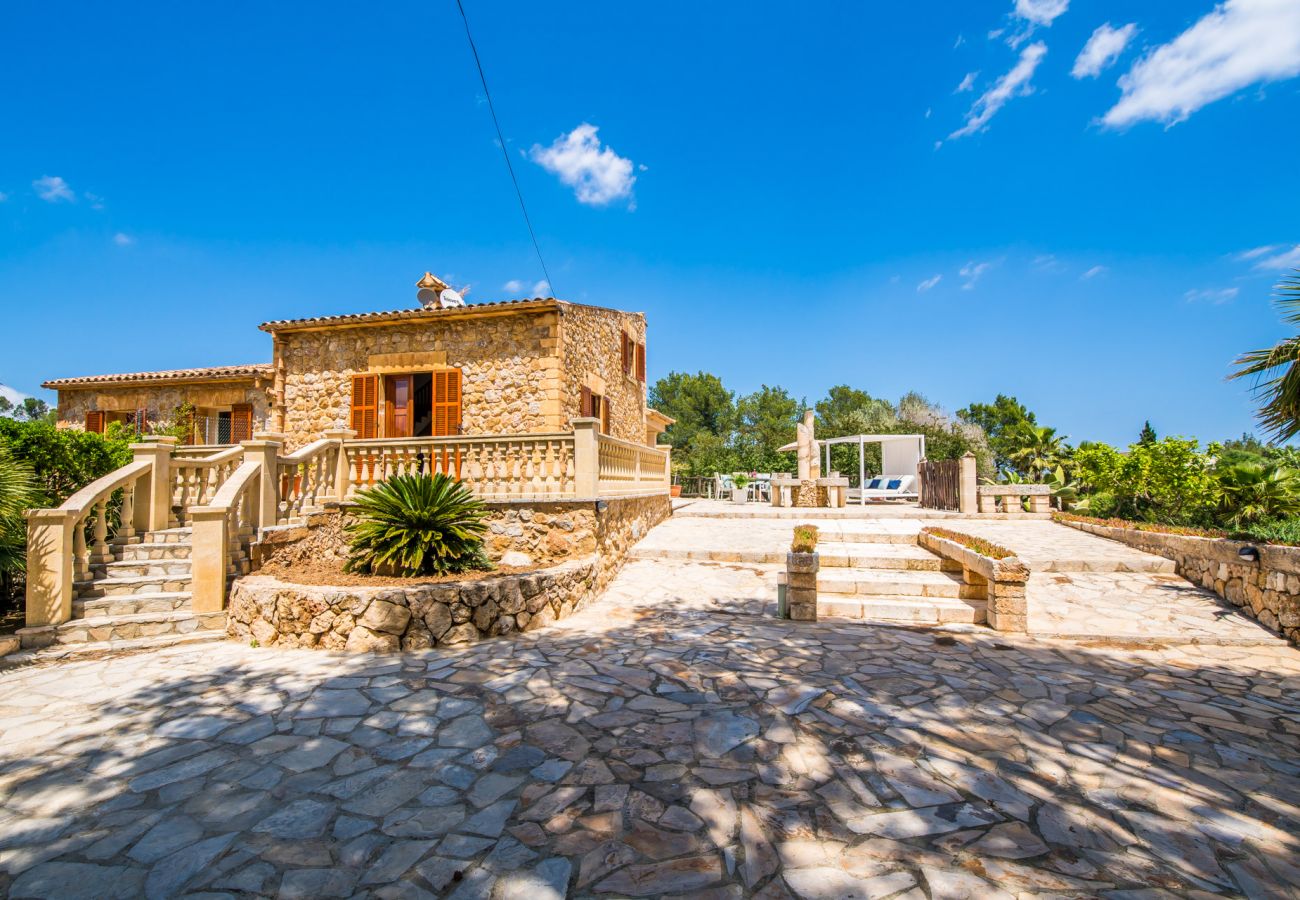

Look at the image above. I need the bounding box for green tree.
[1007,425,1070,482]
[957,395,1037,469]
[1230,269,1300,441]
[0,419,132,507]
[0,447,39,595]
[1074,437,1218,524]
[649,372,735,451]
[733,385,801,472]
[1138,420,1157,445]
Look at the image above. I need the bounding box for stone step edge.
[19,608,211,636]
[0,631,227,669]
[631,547,957,571]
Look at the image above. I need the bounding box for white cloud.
[1103,0,1300,129]
[954,34,966,49]
[33,175,74,203]
[956,71,979,93]
[960,261,992,289]
[1033,253,1062,271]
[1072,22,1137,78]
[113,232,134,246]
[532,279,551,296]
[503,279,524,293]
[1185,287,1240,303]
[1247,244,1300,270]
[1081,264,1108,279]
[917,274,942,293]
[530,124,636,207]
[950,43,1047,138]
[1236,244,1281,261]
[1015,0,1069,27]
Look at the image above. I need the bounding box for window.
[636,341,646,383]
[354,370,461,440]
[350,374,380,439]
[580,385,611,434]
[84,411,105,434]
[231,403,254,443]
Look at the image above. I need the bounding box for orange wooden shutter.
[601,397,611,434]
[230,403,253,443]
[636,342,646,383]
[350,374,379,439]
[84,411,105,434]
[433,369,462,436]
[580,385,592,418]
[621,334,630,376]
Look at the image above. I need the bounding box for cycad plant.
[1217,462,1300,528]
[344,473,491,577]
[1231,270,1300,441]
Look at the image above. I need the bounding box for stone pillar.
[323,427,356,501]
[959,452,978,515]
[24,510,75,627]
[190,507,228,615]
[987,579,1028,633]
[1030,493,1051,514]
[132,437,177,534]
[573,418,600,497]
[978,492,998,514]
[242,436,283,528]
[786,551,819,621]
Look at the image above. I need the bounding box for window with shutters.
[231,403,254,443]
[84,411,105,434]
[432,369,462,437]
[636,342,646,383]
[579,385,608,433]
[621,333,633,377]
[350,374,380,439]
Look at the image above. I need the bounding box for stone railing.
[344,432,578,501]
[24,439,177,627]
[918,527,1030,632]
[977,483,1051,515]
[190,460,264,614]
[275,438,342,524]
[595,431,670,496]
[170,445,243,523]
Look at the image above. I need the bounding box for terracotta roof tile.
[44,363,272,389]
[258,298,560,332]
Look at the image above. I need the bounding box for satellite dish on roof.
[416,288,441,309]
[438,289,465,308]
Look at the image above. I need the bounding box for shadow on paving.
[0,595,1297,899]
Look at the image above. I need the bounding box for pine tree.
[1138,420,1157,445]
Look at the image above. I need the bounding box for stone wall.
[1061,519,1300,646]
[558,303,647,445]
[228,559,596,651]
[276,309,563,449]
[243,492,671,651]
[56,380,272,433]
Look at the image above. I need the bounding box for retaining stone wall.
[1061,519,1300,646]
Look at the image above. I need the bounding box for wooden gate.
[918,458,960,510]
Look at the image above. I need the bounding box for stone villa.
[44,274,669,450]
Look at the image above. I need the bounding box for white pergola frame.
[818,434,926,505]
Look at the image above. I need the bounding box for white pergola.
[778,433,926,505]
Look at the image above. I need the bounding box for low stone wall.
[242,492,671,651]
[228,558,596,651]
[1060,519,1300,645]
[918,529,1029,632]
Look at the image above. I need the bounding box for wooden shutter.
[621,334,631,376]
[230,403,254,443]
[433,369,462,436]
[636,342,646,383]
[350,374,379,439]
[84,411,105,434]
[580,385,593,418]
[601,397,611,434]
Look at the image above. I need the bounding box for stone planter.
[786,551,819,621]
[732,485,750,505]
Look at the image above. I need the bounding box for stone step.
[117,541,193,562]
[817,530,919,545]
[94,559,193,579]
[2,630,227,667]
[816,568,974,599]
[17,609,225,649]
[76,573,193,598]
[74,591,193,618]
[144,527,193,544]
[818,596,984,625]
[818,544,958,572]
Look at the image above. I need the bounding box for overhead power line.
[454,0,555,296]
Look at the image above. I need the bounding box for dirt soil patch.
[258,556,533,588]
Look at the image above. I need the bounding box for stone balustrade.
[977,484,1052,515]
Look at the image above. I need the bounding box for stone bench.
[977,484,1051,514]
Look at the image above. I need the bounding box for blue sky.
[3,0,1299,445]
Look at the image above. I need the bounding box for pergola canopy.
[775,433,926,504]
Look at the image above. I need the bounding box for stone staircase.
[15,526,232,656]
[813,529,985,625]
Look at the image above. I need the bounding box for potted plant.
[731,473,751,504]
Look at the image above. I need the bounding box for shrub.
[1216,462,1300,527]
[791,524,818,553]
[0,418,131,507]
[0,447,39,589]
[1073,437,1217,525]
[344,473,491,577]
[922,527,1015,559]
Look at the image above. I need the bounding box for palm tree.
[0,447,39,596]
[1008,425,1069,482]
[1217,461,1300,528]
[1230,270,1300,441]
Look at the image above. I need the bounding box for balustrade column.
[243,435,284,526]
[573,418,599,497]
[131,437,176,534]
[323,428,355,502]
[958,452,978,515]
[24,510,78,627]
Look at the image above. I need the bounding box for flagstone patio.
[1,542,1298,898]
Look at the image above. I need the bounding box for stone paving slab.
[1,557,1299,897]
